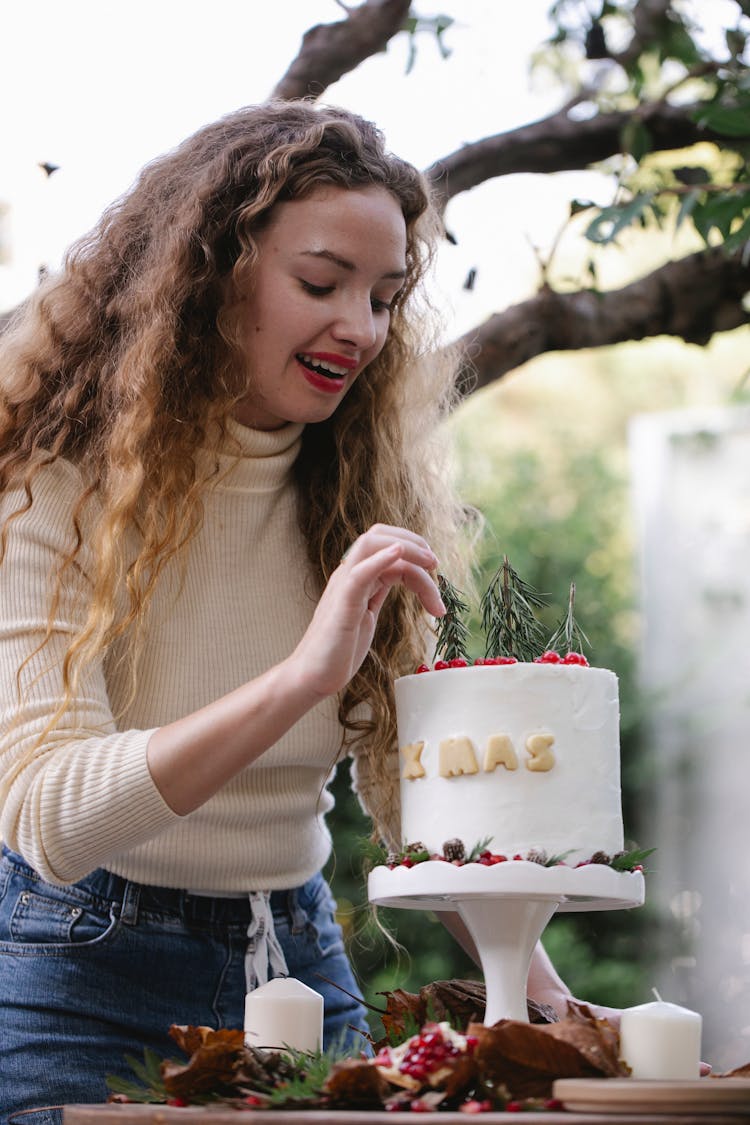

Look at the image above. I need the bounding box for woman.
[0,101,576,1122]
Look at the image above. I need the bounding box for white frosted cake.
[395,661,623,865]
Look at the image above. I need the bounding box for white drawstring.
[245,890,288,991]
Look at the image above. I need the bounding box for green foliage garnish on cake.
[433,558,591,666]
[364,837,653,874]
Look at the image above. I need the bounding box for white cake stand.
[368,860,645,1025]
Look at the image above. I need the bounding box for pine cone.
[442,838,466,862]
[526,848,548,866]
[405,841,427,855]
[590,851,611,865]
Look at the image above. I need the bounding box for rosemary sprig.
[610,847,656,872]
[545,582,590,655]
[480,557,547,662]
[434,574,470,662]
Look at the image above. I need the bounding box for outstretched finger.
[372,554,446,618]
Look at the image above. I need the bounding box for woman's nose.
[331,299,378,349]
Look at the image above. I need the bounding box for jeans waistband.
[1,847,306,928]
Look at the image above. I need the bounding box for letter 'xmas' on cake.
[385,560,651,873]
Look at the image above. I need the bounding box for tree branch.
[455,246,750,393]
[426,101,748,214]
[270,0,411,101]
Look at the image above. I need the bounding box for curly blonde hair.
[0,100,471,843]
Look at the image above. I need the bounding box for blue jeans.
[0,848,369,1125]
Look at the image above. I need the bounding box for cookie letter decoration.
[401,741,426,780]
[525,732,555,772]
[439,737,479,778]
[484,734,519,772]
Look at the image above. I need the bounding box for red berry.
[535,650,561,663]
[505,1101,523,1112]
[490,854,507,863]
[434,660,450,670]
[473,657,488,665]
[544,1097,563,1110]
[167,1098,189,1107]
[449,657,469,667]
[244,1095,265,1107]
[411,1100,429,1113]
[562,651,589,666]
[415,663,430,674]
[512,853,524,861]
[496,656,518,665]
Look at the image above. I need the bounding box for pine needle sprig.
[480,557,547,662]
[545,582,591,656]
[106,1048,171,1103]
[434,574,470,662]
[264,1045,343,1108]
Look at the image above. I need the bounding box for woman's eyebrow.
[299,248,406,280]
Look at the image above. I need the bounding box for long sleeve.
[0,422,345,893]
[0,461,177,883]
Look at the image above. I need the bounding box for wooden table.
[62,1106,749,1124]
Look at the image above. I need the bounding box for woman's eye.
[372,294,400,313]
[300,280,334,297]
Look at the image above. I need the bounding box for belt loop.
[288,887,307,935]
[119,880,141,926]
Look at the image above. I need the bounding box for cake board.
[368,861,645,1025]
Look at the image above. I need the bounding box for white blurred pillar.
[630,405,750,1070]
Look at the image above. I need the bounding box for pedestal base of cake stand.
[368,860,645,1026]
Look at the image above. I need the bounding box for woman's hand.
[289,524,444,700]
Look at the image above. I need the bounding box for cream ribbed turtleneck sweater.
[0,421,389,889]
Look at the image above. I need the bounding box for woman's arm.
[2,483,444,883]
[147,525,444,813]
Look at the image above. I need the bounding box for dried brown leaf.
[541,1000,627,1078]
[168,1025,245,1057]
[469,1018,604,1099]
[324,1058,391,1107]
[377,979,554,1047]
[162,1028,247,1099]
[713,1061,750,1078]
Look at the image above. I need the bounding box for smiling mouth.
[296,353,351,379]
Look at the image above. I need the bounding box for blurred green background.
[326,326,749,1040]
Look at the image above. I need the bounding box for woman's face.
[231,185,407,430]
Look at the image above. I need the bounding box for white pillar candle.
[244,977,324,1054]
[619,999,702,1079]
